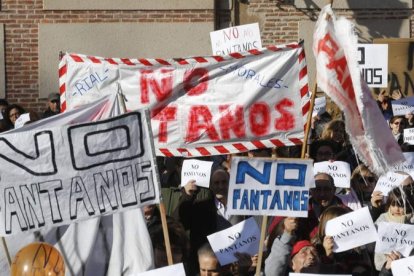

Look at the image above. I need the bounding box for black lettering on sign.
[69,176,95,220]
[20,183,45,229]
[0,131,57,176]
[341,220,354,227]
[4,187,28,234]
[135,161,156,203]
[358,47,365,65]
[68,112,144,170]
[38,180,63,223]
[116,165,138,208]
[94,170,118,213]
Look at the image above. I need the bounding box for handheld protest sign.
[325,207,377,252]
[391,255,414,275]
[13,113,31,129]
[207,217,260,266]
[404,128,414,145]
[391,96,414,116]
[227,157,314,217]
[137,263,186,276]
[312,96,326,117]
[357,44,388,88]
[376,222,414,257]
[181,159,213,188]
[374,172,408,196]
[313,161,351,188]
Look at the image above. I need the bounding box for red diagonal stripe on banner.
[298,50,306,62]
[159,148,173,157]
[138,59,153,66]
[70,54,84,62]
[121,58,135,66]
[214,145,230,154]
[252,140,266,148]
[302,101,310,115]
[105,58,118,65]
[233,143,248,152]
[59,83,65,94]
[177,148,192,157]
[156,59,171,65]
[286,43,300,49]
[299,67,307,80]
[300,85,309,98]
[289,138,303,145]
[267,45,280,52]
[174,58,189,65]
[212,56,225,62]
[270,139,284,147]
[194,57,208,63]
[229,52,245,59]
[58,65,67,77]
[61,101,67,112]
[248,49,263,55]
[196,147,211,155]
[88,56,101,63]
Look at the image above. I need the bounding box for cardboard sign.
[13,113,31,129]
[60,43,309,157]
[313,161,351,188]
[313,5,404,176]
[312,96,326,117]
[391,96,414,116]
[0,111,159,236]
[391,255,414,275]
[374,172,408,195]
[404,128,414,145]
[227,157,314,217]
[137,263,186,276]
[210,23,262,56]
[181,159,213,188]
[207,217,260,266]
[325,207,378,252]
[357,44,388,88]
[376,222,414,257]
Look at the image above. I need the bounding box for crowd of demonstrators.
[0,92,60,133]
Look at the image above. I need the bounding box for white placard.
[137,263,186,276]
[376,222,414,257]
[312,96,326,116]
[391,255,414,275]
[404,128,414,145]
[391,96,414,116]
[13,113,30,129]
[374,172,408,196]
[325,207,377,252]
[357,44,388,88]
[313,161,351,188]
[181,159,213,188]
[207,217,260,266]
[210,23,262,56]
[227,157,315,217]
[393,152,414,172]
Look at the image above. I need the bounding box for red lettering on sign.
[274,98,295,131]
[183,68,209,96]
[249,102,270,136]
[186,105,219,142]
[219,105,246,139]
[140,69,173,104]
[153,106,177,143]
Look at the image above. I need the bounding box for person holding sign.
[374,185,414,271]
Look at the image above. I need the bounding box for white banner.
[357,44,388,88]
[207,217,260,266]
[0,111,159,236]
[60,44,309,156]
[313,161,351,188]
[210,23,262,56]
[227,157,314,217]
[325,207,377,252]
[391,255,414,275]
[376,222,414,257]
[313,5,404,175]
[391,96,414,116]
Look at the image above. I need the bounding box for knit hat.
[291,240,313,258]
[48,93,60,102]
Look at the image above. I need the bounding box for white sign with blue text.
[227,157,314,217]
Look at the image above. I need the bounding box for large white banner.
[313,4,404,175]
[227,157,314,217]
[59,44,310,157]
[0,111,159,236]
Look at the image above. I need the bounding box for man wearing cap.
[42,92,60,118]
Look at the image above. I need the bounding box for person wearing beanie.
[42,92,60,118]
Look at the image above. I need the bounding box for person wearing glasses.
[42,92,60,118]
[389,115,407,145]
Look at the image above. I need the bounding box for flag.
[313,4,404,175]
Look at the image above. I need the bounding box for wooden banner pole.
[1,237,11,267]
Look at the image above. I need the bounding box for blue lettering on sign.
[73,69,110,96]
[276,163,306,187]
[236,161,272,184]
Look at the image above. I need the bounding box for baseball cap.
[48,93,60,102]
[291,240,313,258]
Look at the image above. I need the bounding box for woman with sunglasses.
[389,116,407,145]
